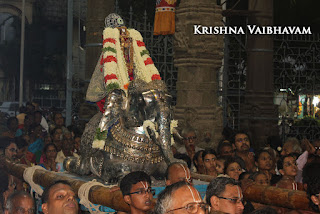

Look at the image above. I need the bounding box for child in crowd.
[249,172,270,186]
[224,157,244,181]
[215,157,226,175]
[255,150,281,185]
[276,154,303,190]
[193,150,205,174]
[120,171,155,214]
[239,171,252,181]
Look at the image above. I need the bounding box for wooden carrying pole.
[191,172,313,211]
[243,183,313,211]
[1,158,130,212]
[1,159,313,211]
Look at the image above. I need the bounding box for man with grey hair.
[281,137,302,156]
[206,177,244,214]
[4,191,35,214]
[178,127,203,162]
[154,181,208,214]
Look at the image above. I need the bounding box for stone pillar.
[241,0,278,149]
[174,0,224,148]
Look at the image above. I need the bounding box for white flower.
[92,139,105,150]
[170,120,178,146]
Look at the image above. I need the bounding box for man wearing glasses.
[178,128,202,162]
[3,138,18,162]
[120,171,155,214]
[206,177,244,214]
[155,181,208,214]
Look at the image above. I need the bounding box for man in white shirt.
[177,128,202,161]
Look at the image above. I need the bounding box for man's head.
[181,128,198,153]
[120,171,154,214]
[62,132,74,152]
[41,180,78,214]
[233,132,250,153]
[7,117,18,132]
[155,181,208,214]
[165,162,192,186]
[32,102,40,111]
[277,154,298,178]
[26,102,35,114]
[281,138,301,156]
[5,191,35,214]
[54,113,64,127]
[206,177,244,214]
[52,127,63,141]
[3,138,18,161]
[217,140,235,157]
[24,114,34,127]
[28,124,42,139]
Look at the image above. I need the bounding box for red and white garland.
[101,27,161,94]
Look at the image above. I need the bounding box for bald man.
[5,191,35,214]
[165,162,192,186]
[155,181,208,214]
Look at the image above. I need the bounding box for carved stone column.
[241,0,278,149]
[174,0,224,148]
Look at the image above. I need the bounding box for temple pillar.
[174,0,224,148]
[241,0,278,149]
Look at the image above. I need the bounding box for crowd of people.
[0,102,82,213]
[1,101,320,214]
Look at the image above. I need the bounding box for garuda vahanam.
[64,14,176,182]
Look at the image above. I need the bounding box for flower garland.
[102,27,161,95]
[94,27,164,150]
[102,28,129,93]
[128,29,161,82]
